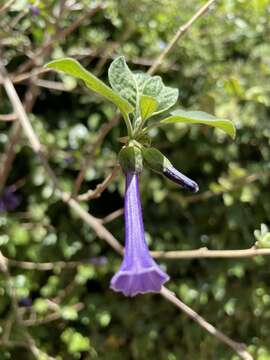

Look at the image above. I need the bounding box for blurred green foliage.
[1,0,270,359]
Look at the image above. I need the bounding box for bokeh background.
[1,0,270,359]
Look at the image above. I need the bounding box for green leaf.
[139,95,158,120]
[143,76,163,97]
[133,72,151,92]
[108,56,138,106]
[142,76,178,115]
[161,109,236,138]
[45,58,134,116]
[155,86,179,114]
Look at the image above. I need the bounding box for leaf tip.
[44,61,52,69]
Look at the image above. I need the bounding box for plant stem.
[123,113,134,138]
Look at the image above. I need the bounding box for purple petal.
[110,172,169,297]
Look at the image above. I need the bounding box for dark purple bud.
[27,4,40,16]
[142,147,199,193]
[163,167,199,193]
[0,187,21,212]
[110,172,169,297]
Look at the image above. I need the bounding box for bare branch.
[33,78,72,92]
[0,84,42,192]
[102,208,124,224]
[5,257,106,271]
[160,287,253,360]
[66,195,124,254]
[152,246,270,259]
[0,113,17,121]
[77,164,120,201]
[23,303,84,327]
[148,0,217,75]
[0,0,15,13]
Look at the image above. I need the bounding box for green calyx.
[119,144,143,174]
[142,147,171,174]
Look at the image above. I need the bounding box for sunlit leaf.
[161,109,236,138]
[139,95,158,120]
[155,86,179,114]
[134,72,151,92]
[143,76,163,97]
[108,56,138,106]
[45,58,134,116]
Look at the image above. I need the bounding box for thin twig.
[0,113,17,121]
[77,164,120,201]
[7,68,49,84]
[0,85,40,192]
[33,78,72,92]
[148,0,217,75]
[102,208,124,224]
[23,303,84,327]
[6,257,106,271]
[160,287,253,360]
[4,245,270,272]
[151,246,270,259]
[0,0,15,13]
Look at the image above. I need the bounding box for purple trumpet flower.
[110,172,169,297]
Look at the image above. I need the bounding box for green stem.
[123,114,134,138]
[142,121,163,134]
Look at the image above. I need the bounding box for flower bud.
[142,147,199,192]
[119,145,143,174]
